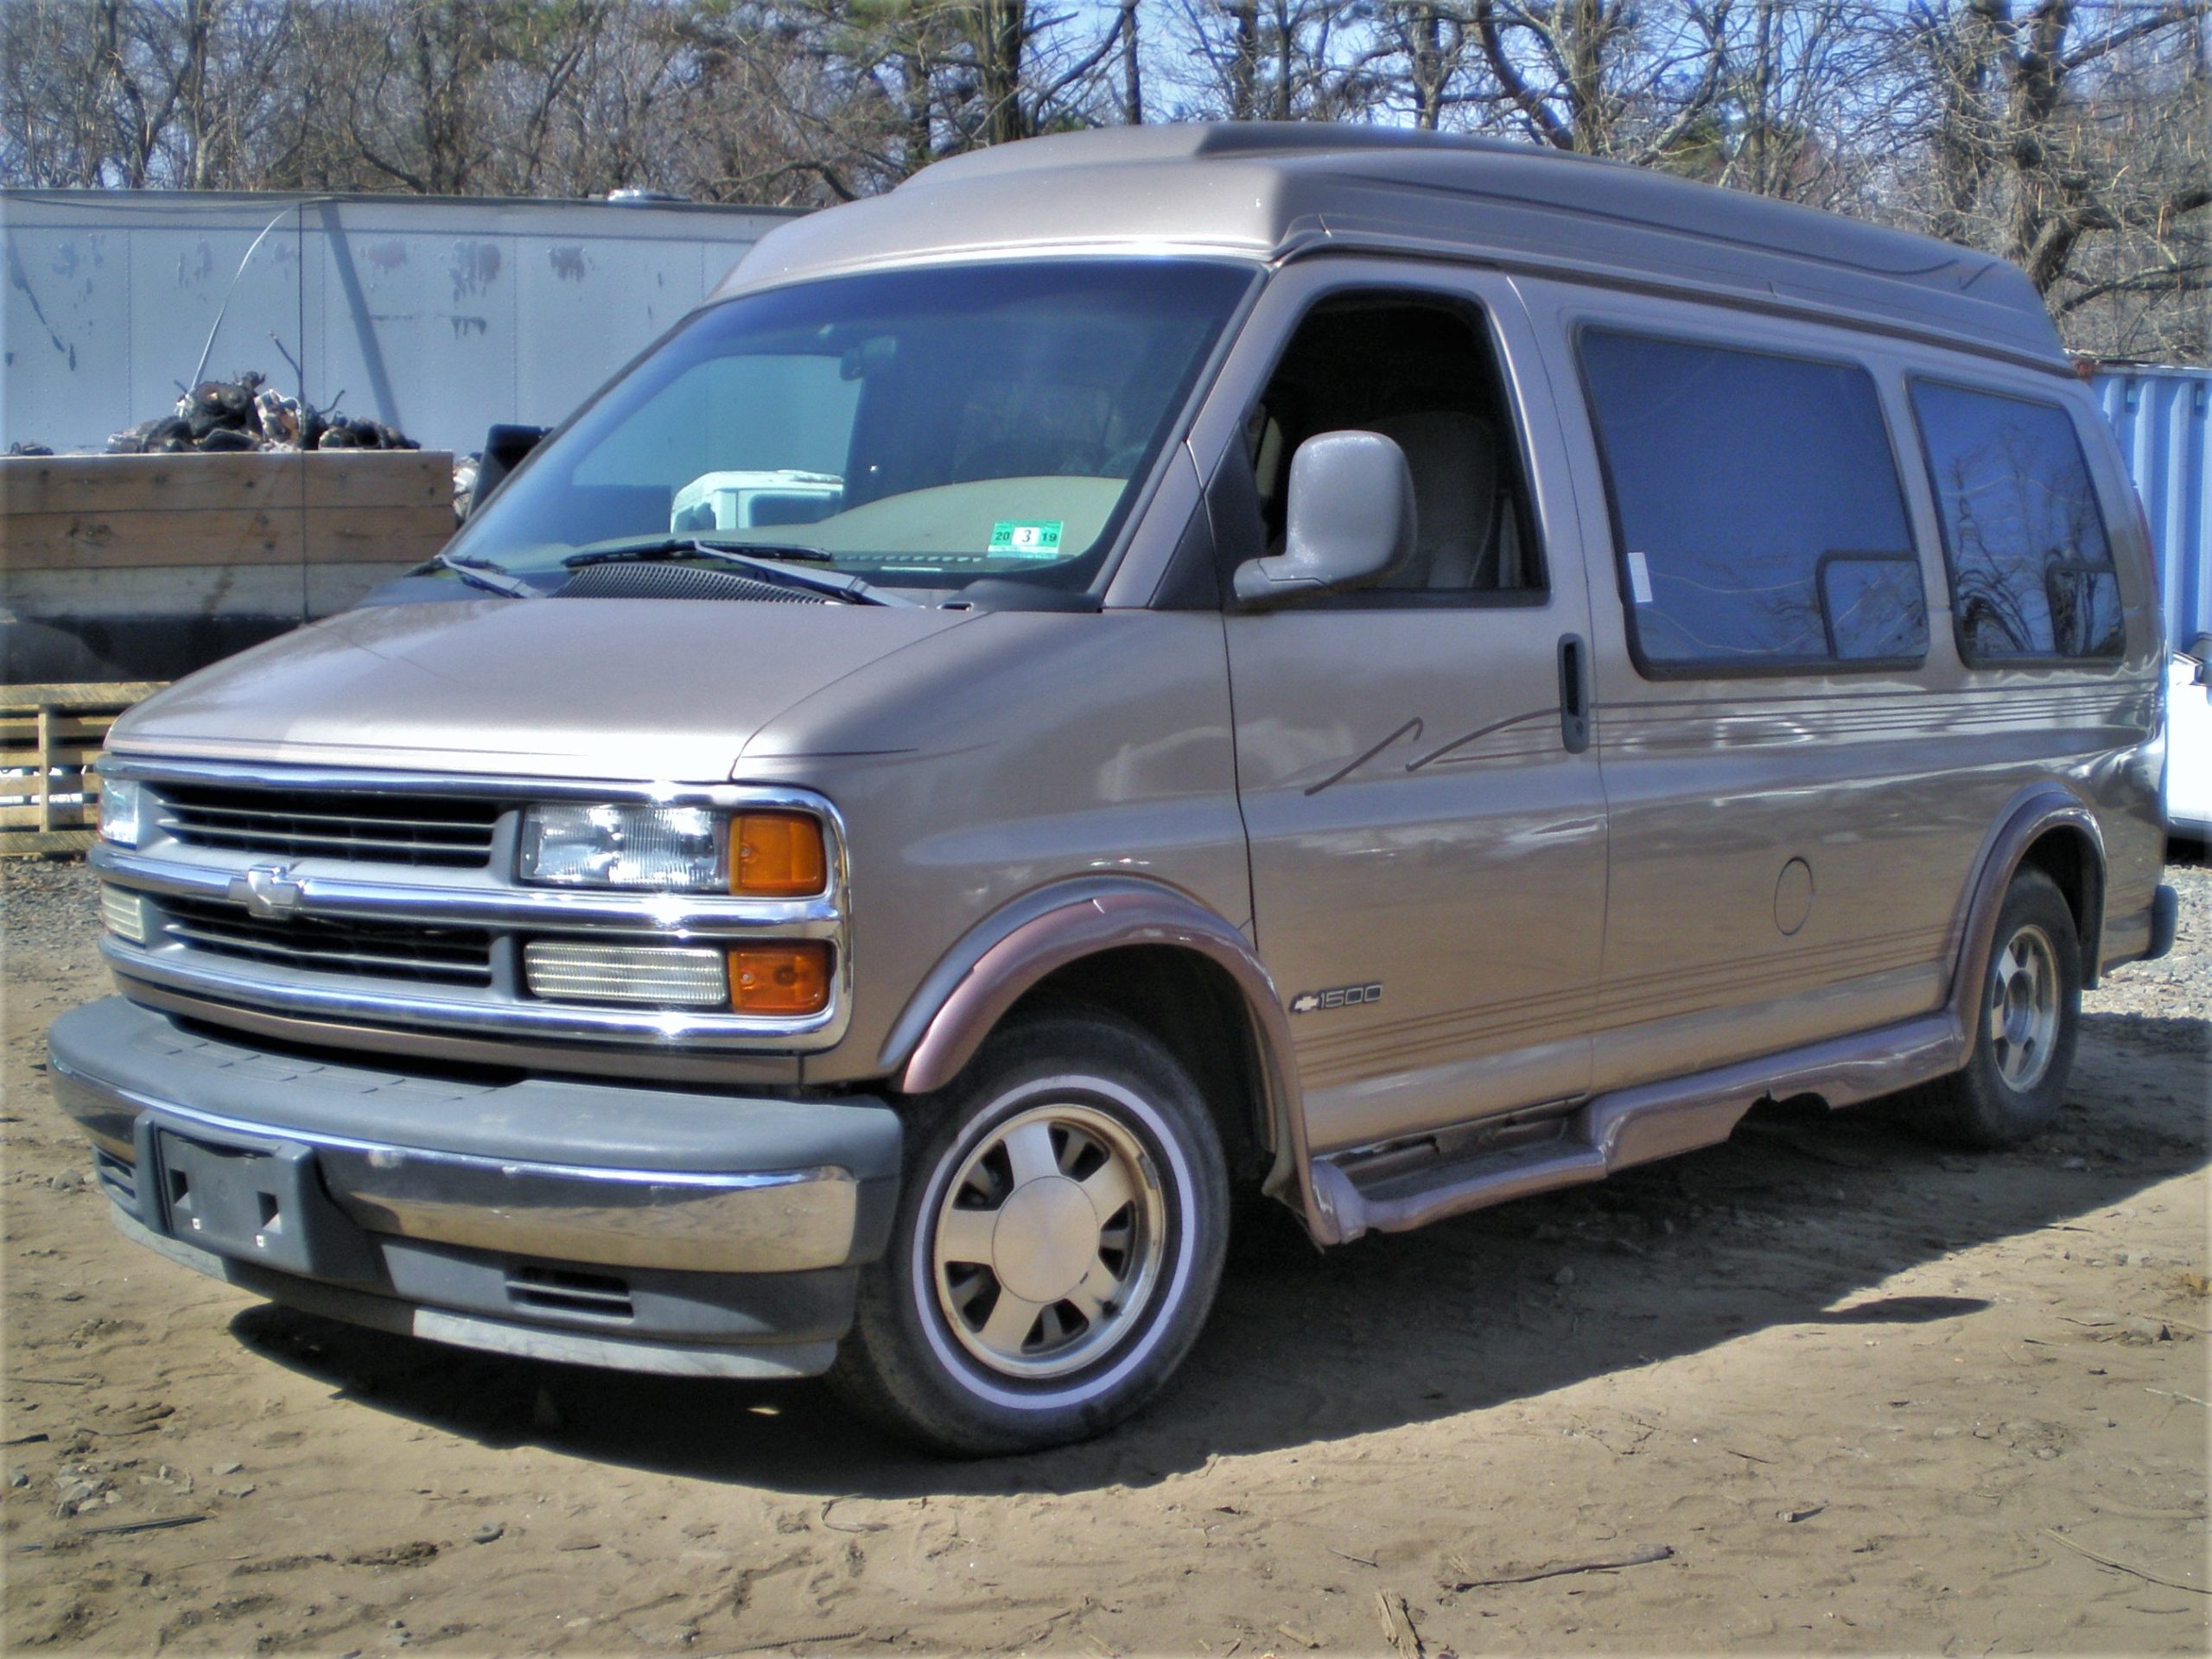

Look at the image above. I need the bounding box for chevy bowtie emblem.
[229,863,306,920]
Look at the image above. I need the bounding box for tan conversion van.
[54,125,2177,1453]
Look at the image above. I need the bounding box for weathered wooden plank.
[302,452,456,510]
[7,505,453,570]
[3,508,302,569]
[0,829,99,855]
[0,800,97,827]
[0,719,118,746]
[35,706,54,830]
[0,452,305,515]
[305,505,456,564]
[0,799,96,825]
[0,682,169,709]
[0,451,454,516]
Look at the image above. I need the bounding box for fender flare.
[1946,785,2107,1049]
[879,878,1336,1239]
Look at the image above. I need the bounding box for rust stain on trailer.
[549,246,588,283]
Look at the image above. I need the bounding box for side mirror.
[1231,430,1417,607]
[471,423,548,512]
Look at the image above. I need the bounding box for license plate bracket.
[139,1118,378,1284]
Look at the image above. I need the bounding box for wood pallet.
[0,682,168,857]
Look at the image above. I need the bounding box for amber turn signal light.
[728,942,832,1015]
[731,812,828,897]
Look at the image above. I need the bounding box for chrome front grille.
[160,894,495,988]
[92,761,853,1054]
[156,782,501,868]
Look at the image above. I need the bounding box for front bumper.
[48,997,904,1376]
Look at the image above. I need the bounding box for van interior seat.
[1368,410,1498,590]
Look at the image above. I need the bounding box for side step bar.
[1308,1011,1964,1245]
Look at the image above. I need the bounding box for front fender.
[878,878,1337,1241]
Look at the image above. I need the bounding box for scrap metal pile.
[105,371,420,455]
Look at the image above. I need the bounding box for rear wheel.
[1915,868,2082,1148]
[829,1011,1229,1455]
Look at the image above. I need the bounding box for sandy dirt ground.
[3,858,2207,1656]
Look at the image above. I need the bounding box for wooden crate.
[0,682,168,856]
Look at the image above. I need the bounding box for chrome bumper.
[49,998,901,1278]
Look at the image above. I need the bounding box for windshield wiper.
[565,536,835,567]
[559,537,912,607]
[429,550,542,599]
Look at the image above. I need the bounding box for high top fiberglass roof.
[717,124,2061,368]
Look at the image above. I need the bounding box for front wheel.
[829,1011,1230,1455]
[1913,867,2082,1149]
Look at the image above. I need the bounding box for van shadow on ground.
[232,1010,2208,1498]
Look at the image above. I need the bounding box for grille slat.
[155,799,493,833]
[161,895,493,988]
[163,921,486,982]
[157,783,499,868]
[153,819,493,859]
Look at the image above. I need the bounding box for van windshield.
[444,258,1255,595]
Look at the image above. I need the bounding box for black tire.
[829,1010,1230,1456]
[1912,868,2082,1149]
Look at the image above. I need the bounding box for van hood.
[107,597,978,782]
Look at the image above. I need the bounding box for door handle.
[1557,633,1590,754]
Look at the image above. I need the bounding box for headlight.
[98,778,142,846]
[518,804,723,891]
[518,803,830,895]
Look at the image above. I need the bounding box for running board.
[1307,1011,1963,1245]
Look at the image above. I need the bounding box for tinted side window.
[1909,381,2123,662]
[1580,330,1925,672]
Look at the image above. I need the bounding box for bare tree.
[1893,0,2210,353]
[1471,0,1731,158]
[1369,3,1484,130]
[3,0,2205,358]
[1168,0,1385,122]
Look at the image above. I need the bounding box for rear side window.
[1909,381,2123,663]
[1579,330,1926,674]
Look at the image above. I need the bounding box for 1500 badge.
[1289,982,1383,1014]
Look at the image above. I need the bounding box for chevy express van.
[54,125,2178,1454]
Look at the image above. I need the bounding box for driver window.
[1243,294,1543,602]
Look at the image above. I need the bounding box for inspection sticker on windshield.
[988,520,1065,559]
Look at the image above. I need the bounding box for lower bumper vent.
[505,1266,635,1321]
[94,1148,137,1207]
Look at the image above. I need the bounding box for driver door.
[1205,262,1610,1157]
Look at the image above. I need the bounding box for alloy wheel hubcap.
[1988,922,2060,1091]
[931,1100,1166,1380]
